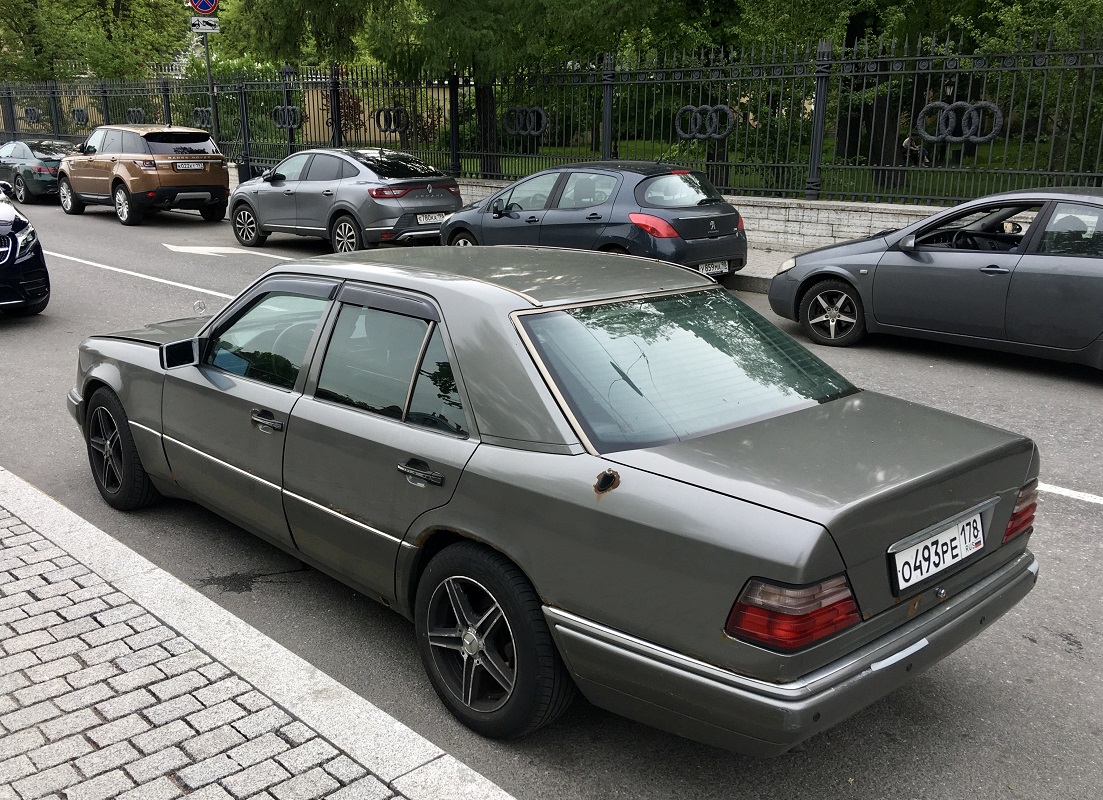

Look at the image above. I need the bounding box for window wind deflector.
[336,285,439,321]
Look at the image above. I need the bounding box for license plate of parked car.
[893,513,984,591]
[698,260,729,275]
[417,213,446,225]
[174,162,205,171]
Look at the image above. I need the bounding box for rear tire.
[232,204,267,246]
[114,184,144,226]
[200,202,227,222]
[84,388,161,511]
[13,176,33,204]
[330,214,363,253]
[59,177,84,215]
[799,279,866,347]
[415,542,576,739]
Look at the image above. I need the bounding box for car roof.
[269,246,714,308]
[970,187,1103,203]
[556,160,696,177]
[94,125,211,136]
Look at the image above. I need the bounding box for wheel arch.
[794,269,864,323]
[326,205,365,237]
[447,227,477,246]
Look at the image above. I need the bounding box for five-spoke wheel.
[85,388,160,510]
[799,279,866,346]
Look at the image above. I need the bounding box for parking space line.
[1038,482,1103,506]
[45,250,235,299]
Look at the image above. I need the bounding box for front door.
[68,129,107,196]
[282,285,478,600]
[479,172,561,245]
[539,171,619,249]
[295,152,344,235]
[161,277,336,548]
[255,152,312,231]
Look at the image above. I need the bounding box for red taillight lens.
[1003,479,1038,544]
[369,186,412,199]
[671,169,691,174]
[725,576,860,651]
[737,214,745,230]
[629,213,680,239]
[447,185,460,195]
[134,159,157,171]
[31,165,57,175]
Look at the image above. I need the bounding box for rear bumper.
[546,549,1038,756]
[135,184,228,210]
[363,210,456,245]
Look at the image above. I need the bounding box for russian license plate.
[698,260,729,275]
[417,213,446,225]
[174,162,205,171]
[892,513,984,592]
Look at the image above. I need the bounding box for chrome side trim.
[869,638,928,671]
[281,489,405,546]
[163,435,281,492]
[128,420,161,438]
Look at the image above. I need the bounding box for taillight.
[447,185,460,195]
[725,575,860,650]
[369,186,411,199]
[1003,479,1038,544]
[737,214,745,230]
[671,169,691,174]
[134,160,157,171]
[31,165,57,175]
[629,213,680,239]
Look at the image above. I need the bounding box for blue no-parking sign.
[190,0,218,14]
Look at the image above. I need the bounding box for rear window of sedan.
[30,141,78,159]
[520,289,856,452]
[144,132,219,155]
[347,149,445,178]
[637,172,725,208]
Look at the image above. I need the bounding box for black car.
[0,182,49,316]
[0,139,78,203]
[440,161,748,278]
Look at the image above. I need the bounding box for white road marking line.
[0,466,513,799]
[45,251,235,299]
[1038,482,1103,506]
[163,243,293,260]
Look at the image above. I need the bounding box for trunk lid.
[603,391,1036,617]
[392,178,461,213]
[658,203,743,240]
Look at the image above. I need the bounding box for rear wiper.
[697,198,723,205]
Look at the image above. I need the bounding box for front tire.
[200,202,227,222]
[799,279,866,347]
[13,176,33,204]
[114,185,144,226]
[415,542,575,739]
[449,231,478,247]
[232,204,268,246]
[84,388,161,511]
[330,214,363,253]
[59,177,84,215]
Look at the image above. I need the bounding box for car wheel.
[799,279,866,347]
[113,184,144,226]
[200,202,227,222]
[59,177,84,215]
[232,204,268,246]
[450,231,478,247]
[330,214,362,253]
[13,176,33,204]
[415,542,576,739]
[84,388,161,511]
[7,295,49,316]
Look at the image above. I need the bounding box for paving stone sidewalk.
[0,503,409,800]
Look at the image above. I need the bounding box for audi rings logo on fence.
[675,104,735,140]
[125,108,146,124]
[192,107,214,128]
[375,107,409,133]
[23,107,41,124]
[71,107,89,127]
[917,101,1003,144]
[271,105,302,130]
[503,106,547,136]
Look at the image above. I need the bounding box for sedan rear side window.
[521,289,856,452]
[144,132,219,155]
[207,293,329,389]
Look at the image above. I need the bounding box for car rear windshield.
[637,172,725,208]
[520,289,856,452]
[31,141,77,159]
[143,132,219,155]
[347,149,444,178]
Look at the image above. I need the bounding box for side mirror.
[160,338,203,370]
[491,198,505,218]
[261,169,274,182]
[77,143,86,155]
[0,181,12,198]
[898,234,917,251]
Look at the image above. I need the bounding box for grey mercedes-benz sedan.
[67,247,1040,755]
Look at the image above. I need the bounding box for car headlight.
[15,223,38,258]
[776,257,796,275]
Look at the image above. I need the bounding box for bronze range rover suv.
[58,125,229,226]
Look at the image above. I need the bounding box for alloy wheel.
[88,406,124,496]
[14,177,26,203]
[806,288,859,341]
[333,220,358,252]
[59,181,71,210]
[114,188,129,222]
[234,208,257,242]
[425,576,517,713]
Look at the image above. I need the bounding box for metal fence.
[3,34,1102,205]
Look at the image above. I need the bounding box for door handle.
[321,189,334,197]
[397,460,444,486]
[525,216,540,224]
[250,410,284,433]
[586,213,602,220]
[283,189,295,196]
[979,265,1010,275]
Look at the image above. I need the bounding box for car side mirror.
[0,181,12,198]
[261,169,274,182]
[898,234,917,251]
[491,198,505,218]
[160,338,203,370]
[77,144,86,155]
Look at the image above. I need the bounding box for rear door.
[161,276,336,549]
[1005,201,1103,349]
[539,171,619,249]
[283,284,478,599]
[480,172,561,245]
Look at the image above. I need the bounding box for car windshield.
[348,149,444,178]
[144,132,219,155]
[638,172,725,208]
[520,289,856,452]
[30,141,77,159]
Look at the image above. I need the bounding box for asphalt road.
[2,201,1101,800]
